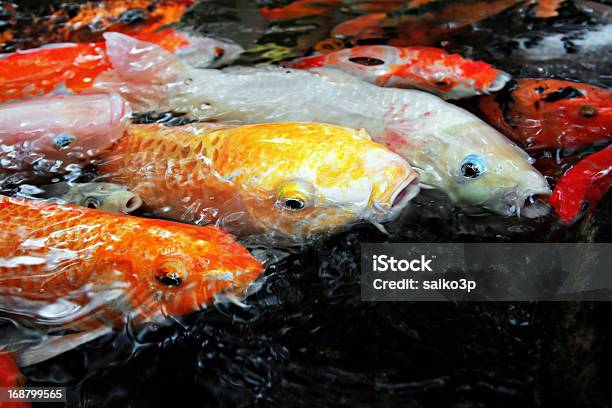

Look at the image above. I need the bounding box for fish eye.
[214,47,226,59]
[84,197,100,209]
[277,197,306,211]
[349,57,385,66]
[275,180,313,212]
[155,260,186,287]
[460,155,487,179]
[53,133,77,150]
[579,105,597,118]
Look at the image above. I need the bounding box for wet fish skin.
[96,122,418,242]
[479,78,612,151]
[288,45,511,99]
[90,33,550,218]
[38,182,143,214]
[0,30,242,103]
[550,146,612,223]
[0,195,264,329]
[0,93,129,173]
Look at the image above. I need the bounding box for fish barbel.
[287,45,511,99]
[96,122,418,242]
[94,34,548,218]
[0,195,263,331]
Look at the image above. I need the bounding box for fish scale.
[96,122,418,240]
[0,195,264,331]
[98,124,253,227]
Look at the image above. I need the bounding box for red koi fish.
[479,79,612,151]
[550,146,612,223]
[288,45,510,99]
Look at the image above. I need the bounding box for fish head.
[406,121,551,218]
[213,123,419,240]
[118,221,263,323]
[290,46,396,83]
[42,182,142,214]
[75,183,142,214]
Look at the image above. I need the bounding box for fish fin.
[14,326,113,368]
[92,33,184,112]
[102,32,181,82]
[418,182,437,190]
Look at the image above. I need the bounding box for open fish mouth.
[371,174,420,225]
[501,190,552,219]
[486,70,513,94]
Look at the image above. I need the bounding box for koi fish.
[550,146,612,223]
[260,0,341,21]
[95,34,548,217]
[478,79,612,151]
[96,122,418,242]
[37,182,143,214]
[0,195,263,366]
[0,352,30,408]
[0,30,243,103]
[0,0,194,51]
[331,0,524,46]
[0,93,129,173]
[287,45,511,99]
[58,0,195,43]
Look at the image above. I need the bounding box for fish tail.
[92,32,184,113]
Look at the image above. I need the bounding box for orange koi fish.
[0,30,242,103]
[260,0,342,21]
[478,79,612,151]
[288,45,510,99]
[96,122,418,241]
[0,195,263,365]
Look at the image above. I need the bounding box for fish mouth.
[371,173,420,224]
[486,70,513,94]
[498,189,552,219]
[117,192,143,214]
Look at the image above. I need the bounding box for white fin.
[15,326,113,368]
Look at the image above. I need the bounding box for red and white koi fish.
[288,45,510,99]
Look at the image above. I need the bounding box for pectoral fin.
[15,326,113,368]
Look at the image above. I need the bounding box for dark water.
[2,1,612,407]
